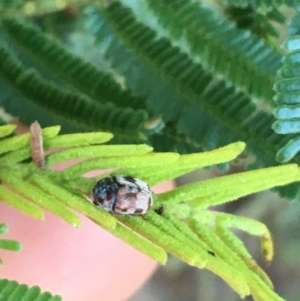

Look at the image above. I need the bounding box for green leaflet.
[0,174,82,228]
[0,278,62,301]
[58,152,179,179]
[0,224,21,265]
[224,5,286,39]
[0,187,44,220]
[0,239,21,251]
[0,124,16,138]
[0,223,8,235]
[0,126,60,155]
[217,0,285,12]
[116,142,246,185]
[47,144,152,166]
[158,164,300,206]
[273,11,300,163]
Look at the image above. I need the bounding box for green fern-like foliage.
[1,124,300,300]
[143,0,281,102]
[0,2,300,300]
[217,0,284,12]
[1,1,300,198]
[0,0,88,18]
[273,11,300,163]
[224,5,286,39]
[96,1,300,198]
[0,278,62,301]
[0,16,161,144]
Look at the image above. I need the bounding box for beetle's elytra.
[91,175,153,215]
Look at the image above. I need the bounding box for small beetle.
[91,175,153,215]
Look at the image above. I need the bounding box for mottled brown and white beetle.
[91,175,153,215]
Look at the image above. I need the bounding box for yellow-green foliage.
[1,124,300,301]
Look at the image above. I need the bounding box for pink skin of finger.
[0,175,174,301]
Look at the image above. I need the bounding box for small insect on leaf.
[91,175,153,215]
